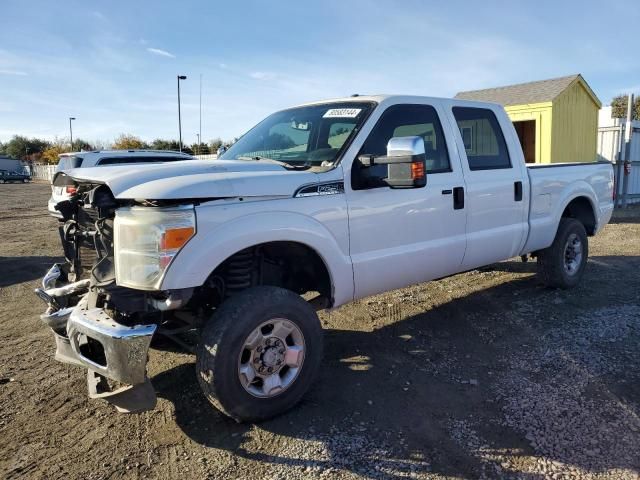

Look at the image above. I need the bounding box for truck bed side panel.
[522,162,614,254]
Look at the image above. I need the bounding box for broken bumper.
[35,264,157,412]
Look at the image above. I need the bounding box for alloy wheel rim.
[563,233,583,275]
[237,318,305,398]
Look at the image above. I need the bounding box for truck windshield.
[220,102,375,168]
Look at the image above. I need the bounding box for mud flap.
[87,370,157,413]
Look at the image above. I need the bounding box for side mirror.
[357,136,426,188]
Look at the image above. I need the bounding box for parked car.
[0,169,31,183]
[36,95,614,421]
[47,150,195,218]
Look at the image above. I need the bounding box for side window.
[452,107,511,170]
[353,104,451,189]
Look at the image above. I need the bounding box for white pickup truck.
[36,95,614,421]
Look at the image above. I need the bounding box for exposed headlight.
[114,206,196,290]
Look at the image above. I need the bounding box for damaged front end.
[35,174,195,413]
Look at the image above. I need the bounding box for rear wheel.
[196,286,323,422]
[537,218,588,289]
[22,178,29,183]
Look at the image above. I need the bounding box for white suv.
[48,150,195,218]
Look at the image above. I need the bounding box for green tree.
[611,95,640,121]
[209,137,223,152]
[4,135,50,159]
[150,139,180,151]
[73,138,95,152]
[0,141,5,155]
[112,134,148,150]
[191,142,210,155]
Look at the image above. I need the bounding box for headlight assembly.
[114,206,196,290]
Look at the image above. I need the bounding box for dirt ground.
[1,182,639,480]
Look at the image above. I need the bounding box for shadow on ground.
[0,256,63,288]
[152,254,640,479]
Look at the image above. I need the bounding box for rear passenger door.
[449,106,528,269]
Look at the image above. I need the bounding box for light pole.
[69,117,76,151]
[196,133,200,154]
[199,73,202,154]
[177,75,187,152]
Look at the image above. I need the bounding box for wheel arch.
[560,195,597,235]
[160,211,353,306]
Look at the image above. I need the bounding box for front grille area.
[77,206,99,278]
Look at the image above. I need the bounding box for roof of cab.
[293,94,501,109]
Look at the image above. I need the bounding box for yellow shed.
[455,74,601,164]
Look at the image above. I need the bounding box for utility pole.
[621,93,634,208]
[177,75,187,152]
[69,117,76,151]
[199,73,202,154]
[196,133,200,154]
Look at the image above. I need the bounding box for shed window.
[453,107,511,170]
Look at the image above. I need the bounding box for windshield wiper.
[236,156,311,170]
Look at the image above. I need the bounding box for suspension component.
[223,248,255,296]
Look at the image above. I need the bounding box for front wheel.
[196,286,323,422]
[537,218,588,289]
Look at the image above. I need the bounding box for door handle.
[441,189,452,195]
[453,186,464,210]
[514,181,523,202]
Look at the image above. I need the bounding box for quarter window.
[452,107,511,170]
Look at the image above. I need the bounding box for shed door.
[514,120,536,163]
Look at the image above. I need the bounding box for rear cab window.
[452,107,511,170]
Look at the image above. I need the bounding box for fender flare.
[160,211,354,306]
[553,181,599,234]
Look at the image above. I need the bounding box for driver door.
[345,102,467,300]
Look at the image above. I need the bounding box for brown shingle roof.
[455,74,581,106]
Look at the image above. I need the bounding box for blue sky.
[1,0,639,145]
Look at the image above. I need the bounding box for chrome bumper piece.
[67,295,156,385]
[36,264,158,412]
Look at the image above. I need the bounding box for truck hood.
[63,160,319,200]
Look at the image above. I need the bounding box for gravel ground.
[1,182,639,480]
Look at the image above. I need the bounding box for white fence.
[597,107,640,205]
[30,164,57,182]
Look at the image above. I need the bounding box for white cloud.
[249,71,275,81]
[0,69,27,76]
[146,48,175,58]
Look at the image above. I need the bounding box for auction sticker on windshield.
[323,108,362,118]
